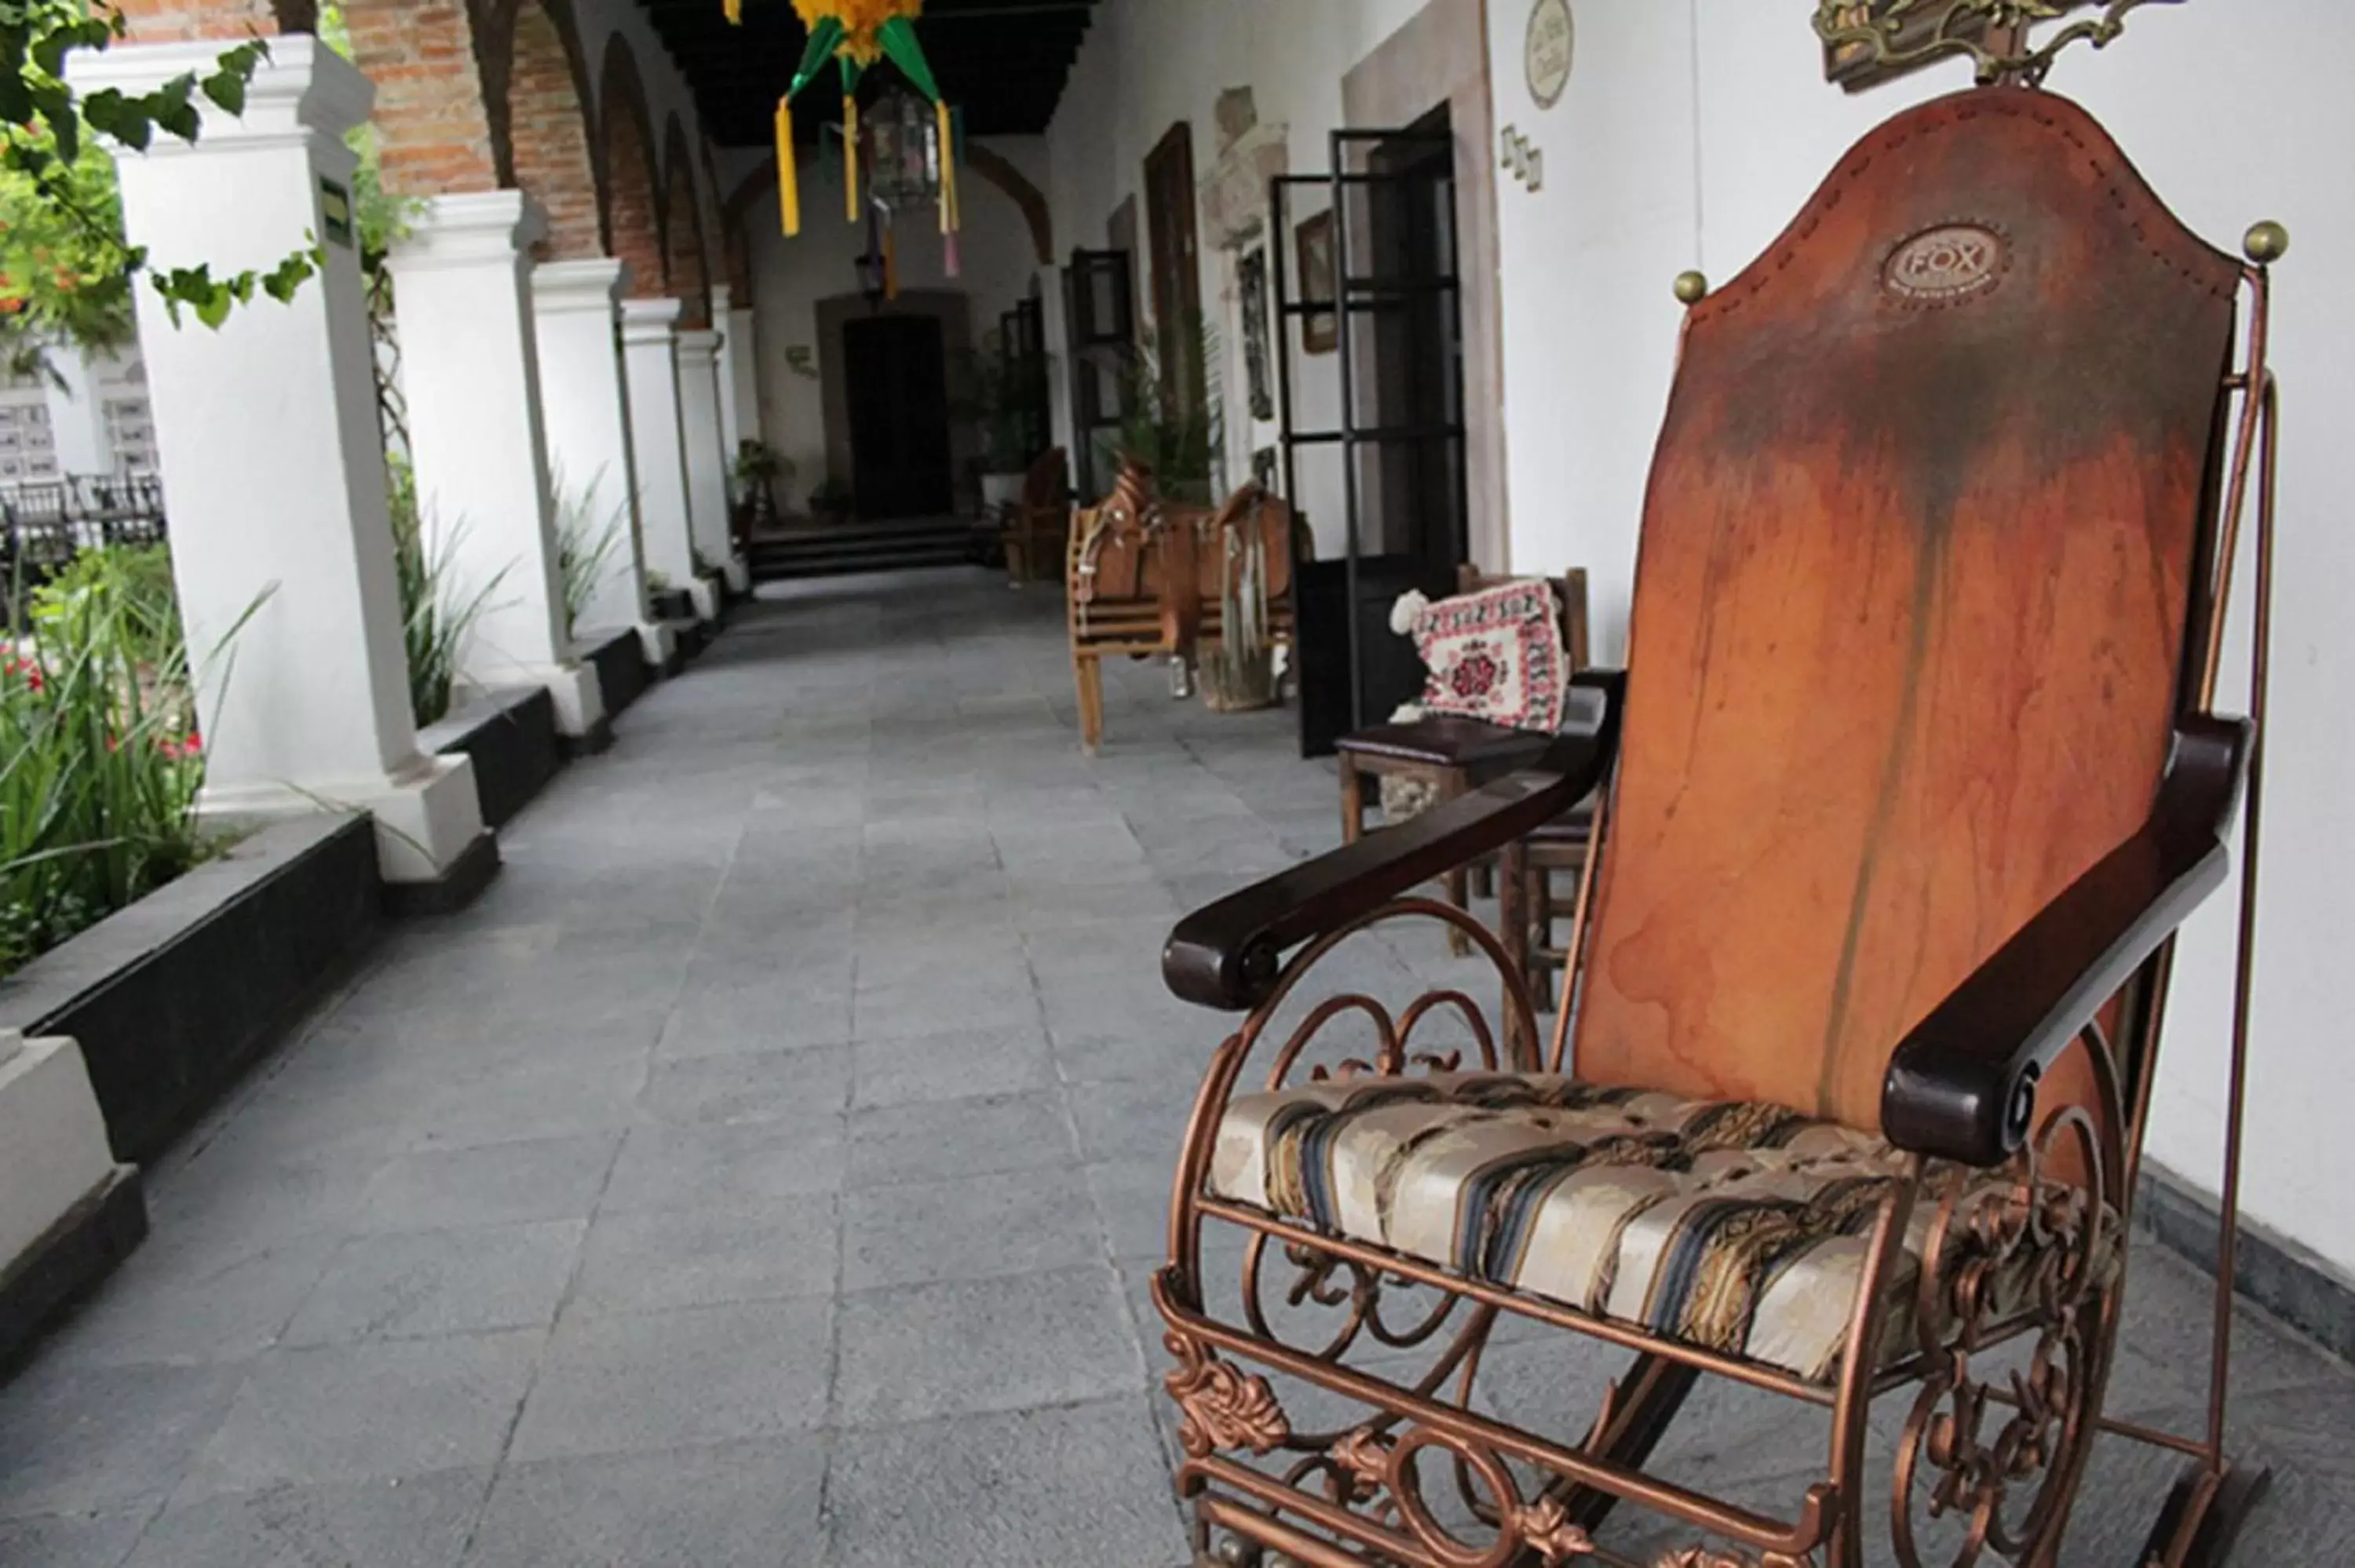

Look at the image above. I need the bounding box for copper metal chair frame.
[1148,173,2284,1568]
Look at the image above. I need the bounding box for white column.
[72,38,485,886]
[674,327,738,593]
[530,259,674,665]
[710,283,744,461]
[385,191,604,740]
[619,298,711,618]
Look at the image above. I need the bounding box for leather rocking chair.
[1150,42,2287,1568]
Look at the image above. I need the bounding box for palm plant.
[387,456,506,727]
[1103,312,1217,505]
[553,467,628,639]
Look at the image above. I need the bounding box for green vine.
[0,3,320,374]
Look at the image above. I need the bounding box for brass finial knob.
[2244,221,2289,265]
[1673,270,1709,306]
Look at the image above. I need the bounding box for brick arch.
[597,35,666,299]
[491,0,601,260]
[338,1,504,197]
[661,115,713,328]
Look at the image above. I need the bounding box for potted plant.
[809,477,856,524]
[732,439,788,531]
[1097,315,1216,506]
[968,340,1036,512]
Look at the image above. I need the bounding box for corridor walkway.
[2,569,2349,1566]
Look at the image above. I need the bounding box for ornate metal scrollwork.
[1814,0,2178,89]
[1651,1547,1810,1568]
[1166,1332,1291,1459]
[1891,1106,2112,1567]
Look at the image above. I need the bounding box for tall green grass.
[553,467,627,640]
[387,456,506,727]
[1,546,208,979]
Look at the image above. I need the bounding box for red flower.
[0,655,41,693]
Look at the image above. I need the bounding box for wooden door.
[1143,122,1203,414]
[843,315,954,520]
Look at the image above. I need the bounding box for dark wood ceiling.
[637,0,1101,148]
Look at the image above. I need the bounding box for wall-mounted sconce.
[1500,125,1543,193]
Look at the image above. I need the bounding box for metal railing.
[1,473,169,585]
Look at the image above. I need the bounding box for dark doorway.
[843,315,954,519]
[1274,107,1469,755]
[1364,107,1465,583]
[1143,122,1203,411]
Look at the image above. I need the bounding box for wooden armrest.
[1882,714,2251,1167]
[1163,671,1626,1012]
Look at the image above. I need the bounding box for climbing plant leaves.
[0,2,313,368]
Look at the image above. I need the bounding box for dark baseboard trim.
[0,1167,147,1373]
[381,832,502,919]
[2140,1164,2355,1365]
[559,717,615,759]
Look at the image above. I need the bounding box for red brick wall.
[506,1,601,261]
[598,36,666,301]
[119,0,670,286]
[662,118,710,328]
[340,1,502,197]
[114,0,284,40]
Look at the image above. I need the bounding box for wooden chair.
[1000,446,1070,587]
[1336,567,1590,954]
[1066,462,1297,753]
[1152,69,2284,1568]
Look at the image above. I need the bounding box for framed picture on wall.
[1295,210,1338,356]
[1239,246,1275,421]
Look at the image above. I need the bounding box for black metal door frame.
[1271,126,1469,740]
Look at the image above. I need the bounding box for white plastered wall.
[1039,0,1435,552]
[721,133,1053,499]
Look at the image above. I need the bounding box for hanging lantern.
[729,0,962,273]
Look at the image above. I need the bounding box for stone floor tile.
[1068,1078,1196,1165]
[840,1168,1101,1291]
[824,1397,1188,1568]
[600,1118,845,1212]
[282,1220,586,1346]
[42,1237,338,1371]
[657,982,854,1059]
[349,1132,622,1236]
[175,1333,539,1501]
[508,1299,833,1462]
[570,1198,836,1317]
[851,1026,1055,1108]
[844,1090,1079,1188]
[0,1507,152,1568]
[1086,1159,1178,1264]
[834,1264,1144,1428]
[390,1054,647,1153]
[122,1468,489,1568]
[851,974,1042,1041]
[462,1438,826,1567]
[635,1045,852,1127]
[0,1362,246,1519]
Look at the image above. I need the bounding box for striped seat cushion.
[1206,1072,2113,1384]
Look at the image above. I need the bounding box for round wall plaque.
[1525,0,1574,110]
